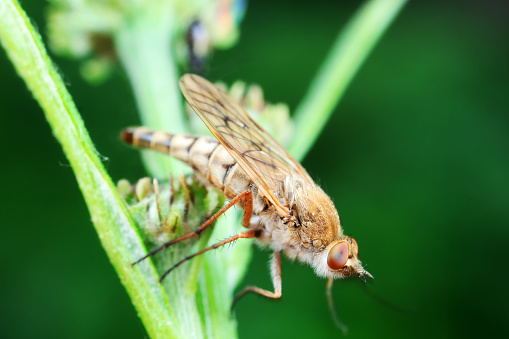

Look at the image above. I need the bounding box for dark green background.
[1,0,508,338]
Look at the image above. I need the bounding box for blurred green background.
[1,0,508,338]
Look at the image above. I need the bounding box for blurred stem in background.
[289,0,407,159]
[115,9,188,177]
[0,0,406,338]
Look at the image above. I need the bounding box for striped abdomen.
[121,127,266,211]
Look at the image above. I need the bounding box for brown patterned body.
[121,127,268,214]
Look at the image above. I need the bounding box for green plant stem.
[289,0,407,160]
[114,7,246,338]
[115,11,189,178]
[0,1,181,338]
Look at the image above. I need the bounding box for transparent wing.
[180,74,314,217]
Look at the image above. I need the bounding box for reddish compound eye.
[327,242,350,270]
[351,237,358,254]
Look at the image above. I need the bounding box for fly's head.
[287,184,372,281]
[320,236,372,281]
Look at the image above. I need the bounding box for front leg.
[232,251,282,309]
[132,189,253,266]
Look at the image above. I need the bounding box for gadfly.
[123,74,372,328]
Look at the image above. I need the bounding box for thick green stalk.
[289,0,407,160]
[0,1,181,338]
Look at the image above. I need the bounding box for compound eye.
[351,237,358,254]
[327,242,350,270]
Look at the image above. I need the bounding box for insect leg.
[241,189,253,227]
[159,229,257,282]
[131,189,253,266]
[231,251,282,309]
